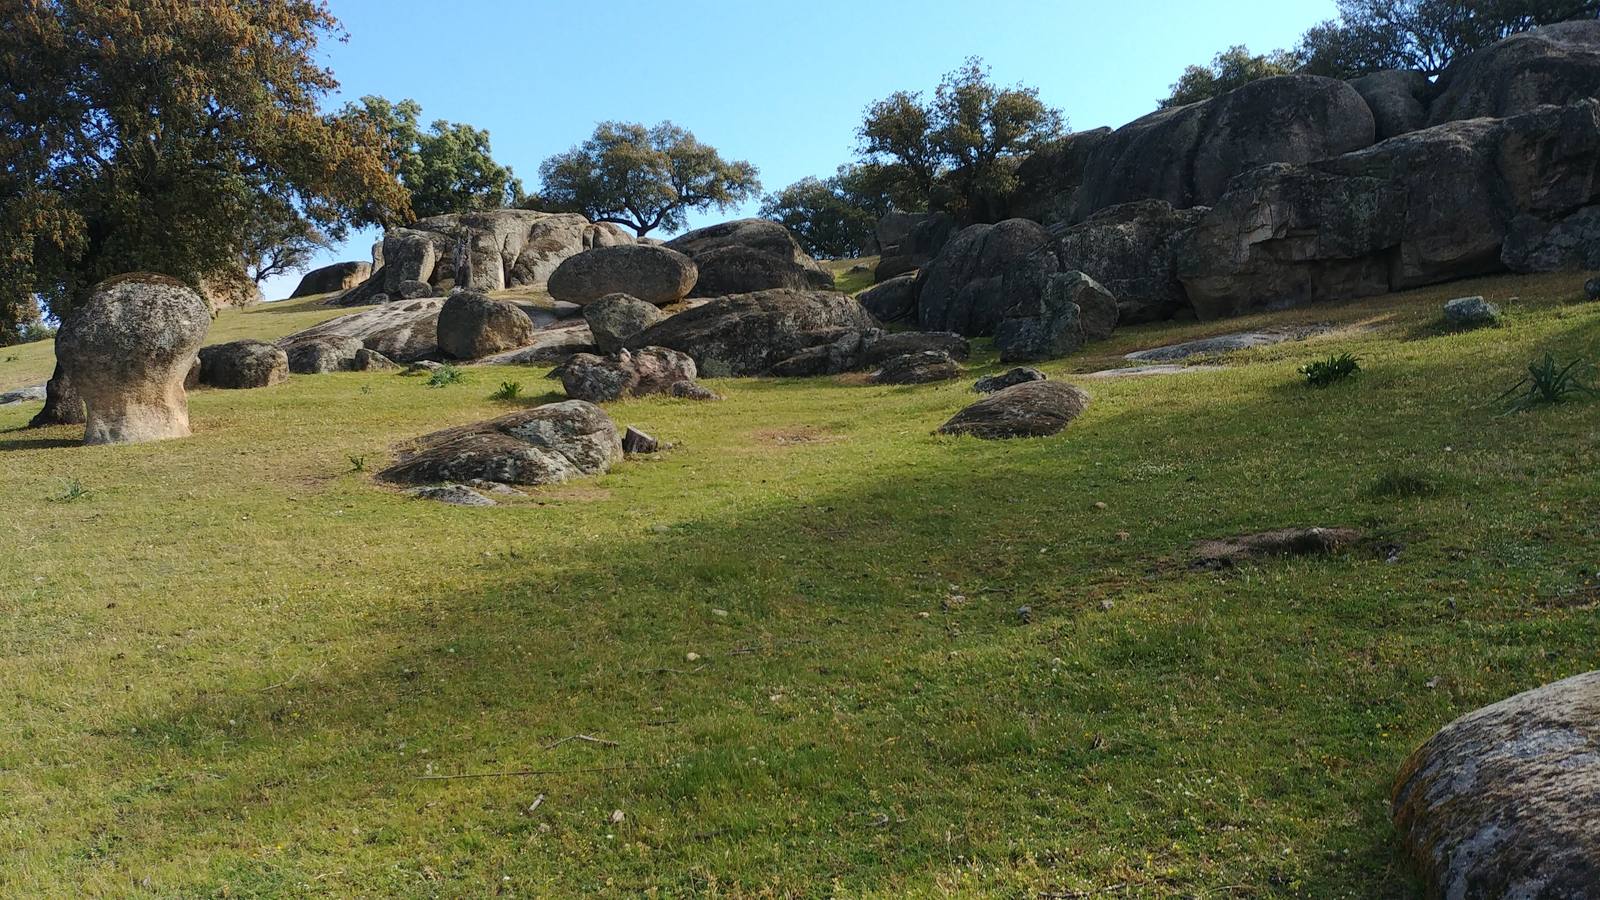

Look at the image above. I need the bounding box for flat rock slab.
[471,324,596,366]
[1125,327,1328,362]
[1084,364,1224,379]
[0,384,46,405]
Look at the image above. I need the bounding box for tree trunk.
[28,361,85,428]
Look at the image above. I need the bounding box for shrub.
[1300,353,1361,387]
[490,380,523,401]
[1499,353,1597,412]
[49,479,90,502]
[425,363,465,388]
[348,455,367,473]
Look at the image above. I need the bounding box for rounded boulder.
[197,340,289,389]
[547,244,698,307]
[437,291,536,360]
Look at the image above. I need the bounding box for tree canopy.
[536,122,761,237]
[857,58,1064,223]
[758,165,897,259]
[1160,46,1299,108]
[0,0,409,335]
[336,96,525,218]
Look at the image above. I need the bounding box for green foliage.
[758,165,895,259]
[242,204,334,287]
[0,2,410,330]
[1300,352,1362,387]
[1498,352,1598,411]
[48,479,89,503]
[337,97,525,219]
[1298,0,1600,78]
[537,121,761,237]
[490,380,523,401]
[1160,45,1298,108]
[1368,468,1440,498]
[425,363,466,388]
[857,57,1064,224]
[347,455,367,473]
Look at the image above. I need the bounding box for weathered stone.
[284,335,364,374]
[28,363,86,427]
[1392,669,1600,898]
[1055,200,1208,324]
[937,380,1090,439]
[665,219,833,296]
[973,367,1046,394]
[279,299,441,364]
[627,289,877,376]
[352,348,399,371]
[993,271,1119,363]
[547,244,698,306]
[409,484,496,507]
[0,383,46,406]
[1443,296,1502,327]
[871,350,961,385]
[1429,20,1600,124]
[621,426,659,454]
[1349,70,1433,140]
[197,340,288,389]
[291,262,372,298]
[380,400,623,487]
[437,292,535,360]
[668,380,721,401]
[560,347,698,403]
[55,273,210,444]
[584,294,668,354]
[857,274,920,324]
[1503,206,1600,272]
[1125,328,1326,362]
[395,279,433,300]
[918,219,1057,336]
[1003,128,1113,224]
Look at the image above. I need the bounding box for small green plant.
[348,455,367,473]
[1498,353,1597,412]
[1368,468,1439,499]
[1300,353,1361,387]
[49,479,90,502]
[4,355,17,363]
[425,363,465,388]
[490,381,523,401]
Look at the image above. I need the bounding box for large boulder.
[291,262,372,298]
[197,340,289,389]
[917,218,1057,336]
[1349,70,1434,140]
[559,347,700,403]
[1002,127,1112,224]
[584,293,668,353]
[380,401,622,487]
[336,210,631,306]
[1070,75,1376,220]
[55,273,210,445]
[937,380,1090,439]
[436,291,536,360]
[285,335,364,374]
[856,274,920,324]
[1054,200,1208,324]
[277,298,442,363]
[626,289,877,376]
[871,350,962,385]
[993,271,1119,363]
[546,244,698,306]
[1178,99,1600,318]
[665,219,834,296]
[1391,670,1600,898]
[1429,20,1600,125]
[874,212,959,284]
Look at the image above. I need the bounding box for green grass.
[1,271,1598,896]
[825,256,880,296]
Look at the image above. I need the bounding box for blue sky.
[269,0,1338,298]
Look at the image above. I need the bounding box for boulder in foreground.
[1392,669,1600,898]
[937,380,1090,439]
[437,291,535,360]
[197,340,289,389]
[560,348,706,403]
[56,273,210,445]
[380,401,623,487]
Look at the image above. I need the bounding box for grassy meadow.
[2,270,1599,896]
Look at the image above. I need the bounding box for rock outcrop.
[55,273,210,444]
[1350,70,1434,139]
[279,298,443,364]
[291,262,372,298]
[870,350,962,385]
[993,271,1119,362]
[285,335,364,374]
[380,401,623,487]
[196,340,289,389]
[856,274,920,324]
[584,294,668,353]
[937,380,1090,439]
[546,244,698,306]
[917,218,1057,336]
[436,291,535,360]
[1392,670,1600,899]
[1054,200,1209,324]
[559,347,705,403]
[626,289,878,376]
[1428,20,1600,125]
[665,219,834,296]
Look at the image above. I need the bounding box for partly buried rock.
[197,340,288,389]
[871,350,962,385]
[291,261,371,298]
[1125,327,1324,362]
[1054,199,1207,324]
[974,367,1046,394]
[626,289,877,376]
[621,426,659,454]
[409,484,497,507]
[436,291,535,360]
[1192,527,1360,568]
[279,299,442,364]
[584,293,667,353]
[285,335,364,374]
[560,347,702,403]
[380,400,623,487]
[665,219,834,297]
[937,380,1090,439]
[993,270,1119,362]
[55,273,211,445]
[0,384,46,406]
[352,348,399,371]
[1442,296,1501,327]
[856,274,919,324]
[546,244,698,306]
[1391,669,1600,898]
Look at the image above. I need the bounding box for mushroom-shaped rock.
[197,340,289,389]
[937,380,1090,439]
[1392,670,1600,898]
[436,291,535,360]
[584,294,668,353]
[560,347,699,403]
[55,273,210,445]
[871,350,962,385]
[547,244,698,306]
[284,335,364,374]
[380,400,623,487]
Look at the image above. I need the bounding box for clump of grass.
[1368,468,1439,499]
[425,363,465,388]
[347,455,367,473]
[490,381,523,402]
[1300,353,1361,387]
[1498,353,1597,412]
[48,479,90,502]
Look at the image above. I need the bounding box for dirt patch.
[532,485,613,503]
[750,426,839,446]
[1192,527,1363,569]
